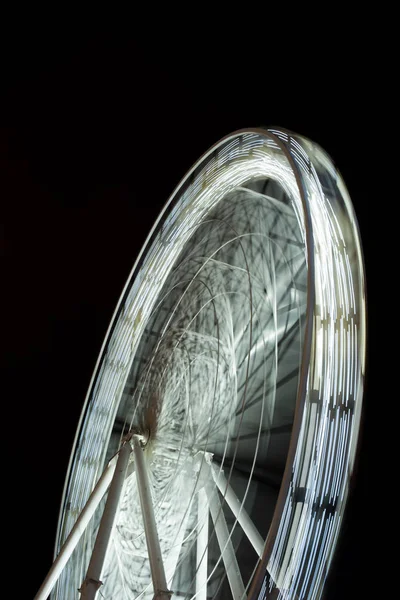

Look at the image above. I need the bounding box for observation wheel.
[35,128,366,600]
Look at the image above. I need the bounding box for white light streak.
[49,129,366,600]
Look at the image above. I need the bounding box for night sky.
[2,26,376,600]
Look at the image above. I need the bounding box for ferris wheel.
[34,127,366,600]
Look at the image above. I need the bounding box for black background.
[2,24,377,599]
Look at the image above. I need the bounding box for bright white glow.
[266,130,366,599]
[50,129,366,600]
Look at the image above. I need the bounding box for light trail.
[48,129,365,600]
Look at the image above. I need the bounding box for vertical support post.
[206,484,246,600]
[210,464,264,557]
[80,439,132,600]
[195,488,209,600]
[34,459,117,600]
[132,435,170,600]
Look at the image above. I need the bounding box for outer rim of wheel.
[245,127,315,596]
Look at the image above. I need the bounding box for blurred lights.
[52,129,365,600]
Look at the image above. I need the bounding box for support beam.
[206,484,246,600]
[34,457,118,600]
[80,439,132,600]
[132,435,170,600]
[195,488,209,600]
[210,463,265,557]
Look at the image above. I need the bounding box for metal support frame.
[80,439,132,599]
[132,434,171,600]
[34,457,118,600]
[34,441,262,600]
[195,488,209,600]
[206,483,246,600]
[210,463,265,557]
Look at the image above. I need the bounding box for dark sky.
[2,26,376,600]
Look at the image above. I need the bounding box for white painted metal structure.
[35,128,366,600]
